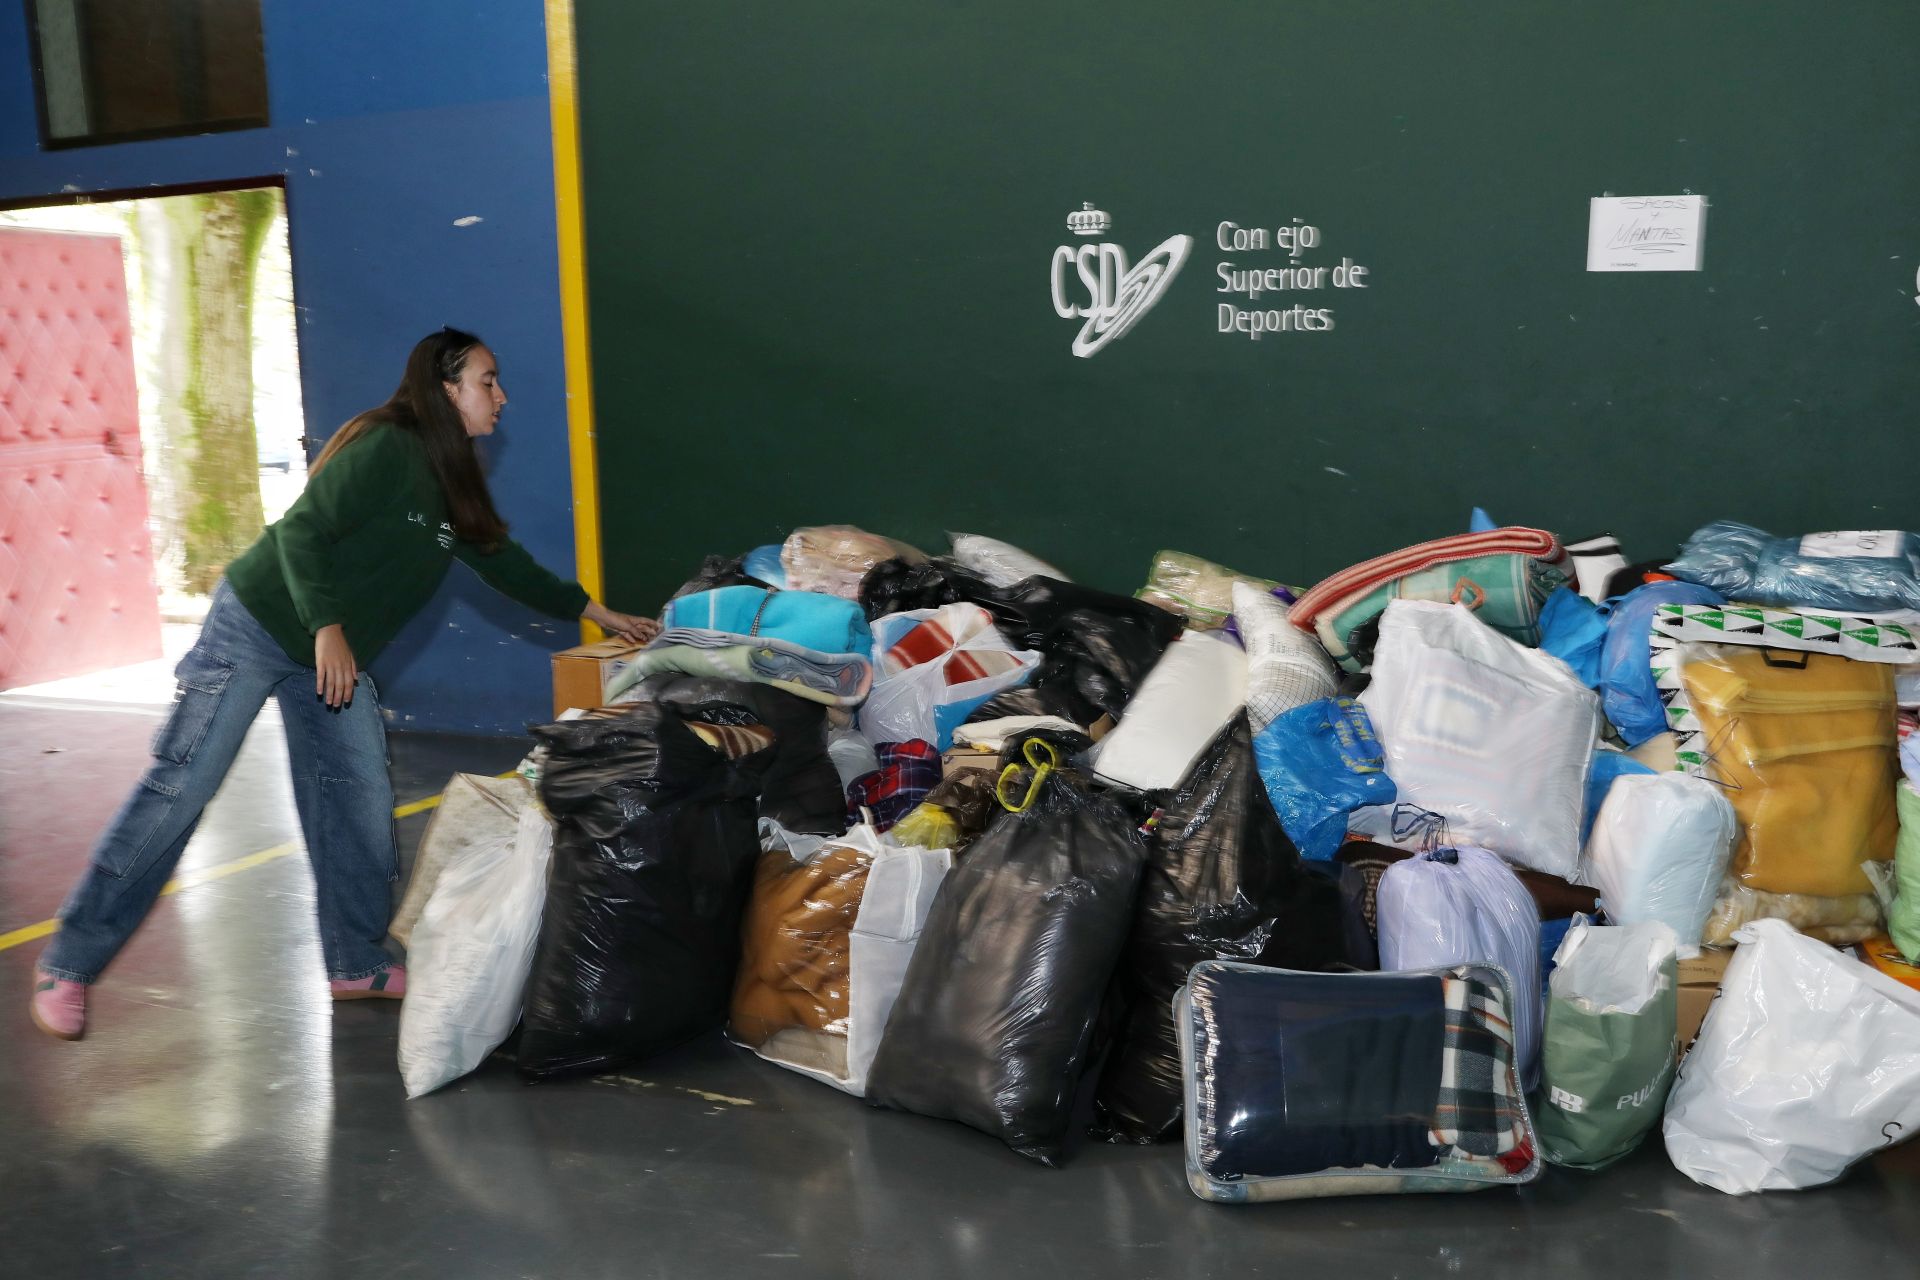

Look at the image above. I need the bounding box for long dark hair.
[310,327,508,549]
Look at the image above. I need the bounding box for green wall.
[577,1,1920,612]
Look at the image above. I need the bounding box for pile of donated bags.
[389,518,1920,1202]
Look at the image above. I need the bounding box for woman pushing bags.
[29,328,657,1041]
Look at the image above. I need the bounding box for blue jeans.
[40,581,399,983]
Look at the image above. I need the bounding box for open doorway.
[0,181,303,704]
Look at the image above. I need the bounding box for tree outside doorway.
[0,184,304,618]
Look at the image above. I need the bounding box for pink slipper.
[30,970,86,1040]
[329,964,406,1001]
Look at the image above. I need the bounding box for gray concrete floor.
[3,696,1920,1278]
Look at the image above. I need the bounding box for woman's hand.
[584,601,661,646]
[314,624,359,709]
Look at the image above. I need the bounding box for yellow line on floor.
[0,771,520,954]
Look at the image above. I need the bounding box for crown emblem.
[1066,202,1111,237]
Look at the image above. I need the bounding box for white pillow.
[1091,631,1248,791]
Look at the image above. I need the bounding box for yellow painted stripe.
[0,919,59,952]
[0,771,520,953]
[546,0,605,644]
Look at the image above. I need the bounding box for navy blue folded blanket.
[1190,969,1446,1181]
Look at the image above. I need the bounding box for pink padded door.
[0,227,163,689]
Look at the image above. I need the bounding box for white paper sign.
[1799,531,1906,560]
[1586,195,1706,272]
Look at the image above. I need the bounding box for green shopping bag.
[1536,919,1680,1171]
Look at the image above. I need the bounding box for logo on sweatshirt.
[1049,203,1192,358]
[437,521,454,550]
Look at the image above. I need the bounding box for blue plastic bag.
[742,544,789,588]
[1252,697,1397,861]
[1666,521,1920,614]
[1539,587,1608,688]
[1599,581,1723,746]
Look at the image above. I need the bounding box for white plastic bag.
[1361,601,1600,878]
[1663,917,1920,1193]
[740,822,951,1095]
[948,532,1067,587]
[1376,845,1544,1086]
[390,773,534,947]
[1231,581,1337,732]
[1585,773,1738,956]
[1091,631,1249,791]
[399,805,554,1099]
[1550,917,1677,1014]
[861,605,1042,748]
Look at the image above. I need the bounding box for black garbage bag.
[667,553,772,601]
[858,557,963,619]
[623,673,845,834]
[518,704,772,1079]
[1089,715,1376,1145]
[946,574,1183,725]
[865,761,1149,1166]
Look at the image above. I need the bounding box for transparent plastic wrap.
[1361,600,1600,878]
[1376,847,1543,1086]
[1135,550,1284,630]
[1091,717,1373,1146]
[864,752,1148,1166]
[730,824,951,1096]
[1677,644,1899,896]
[1231,581,1337,732]
[1664,917,1920,1193]
[1536,919,1679,1170]
[400,806,554,1098]
[1664,520,1920,614]
[781,525,928,600]
[1702,877,1884,946]
[1584,773,1738,954]
[947,532,1067,588]
[862,605,1042,749]
[1252,697,1397,860]
[516,705,773,1080]
[1090,631,1248,792]
[1177,959,1542,1203]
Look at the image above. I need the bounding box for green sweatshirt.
[226,422,590,667]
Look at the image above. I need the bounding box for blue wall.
[0,1,585,736]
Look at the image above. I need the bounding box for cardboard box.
[550,637,647,717]
[1675,946,1734,1058]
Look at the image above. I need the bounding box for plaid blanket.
[846,740,940,832]
[880,606,1023,687]
[1290,529,1569,673]
[1430,973,1530,1169]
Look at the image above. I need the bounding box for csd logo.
[1049,203,1192,358]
